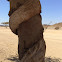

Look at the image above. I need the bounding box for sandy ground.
[0,27,62,62]
[44,29,62,60]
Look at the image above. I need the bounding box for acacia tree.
[1,22,9,28]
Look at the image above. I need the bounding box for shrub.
[55,27,59,30]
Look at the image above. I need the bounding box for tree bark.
[8,0,46,62]
[17,14,46,61]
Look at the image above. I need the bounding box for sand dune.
[0,27,62,62]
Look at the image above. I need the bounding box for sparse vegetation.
[43,24,50,29]
[1,22,9,28]
[55,27,59,30]
[1,22,9,24]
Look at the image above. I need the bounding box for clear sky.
[0,0,62,25]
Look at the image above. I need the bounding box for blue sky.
[0,0,62,25]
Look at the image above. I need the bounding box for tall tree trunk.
[8,0,46,62]
[17,14,46,61]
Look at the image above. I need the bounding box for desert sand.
[0,27,62,62]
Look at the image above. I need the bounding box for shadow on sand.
[7,56,62,62]
[45,57,62,62]
[7,56,19,62]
